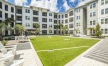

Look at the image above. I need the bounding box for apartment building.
[74,6,87,36]
[0,0,108,36]
[0,0,15,35]
[98,0,108,36]
[87,0,98,35]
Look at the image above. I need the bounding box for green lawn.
[30,36,99,66]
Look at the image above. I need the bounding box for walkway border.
[28,39,43,66]
[65,39,104,66]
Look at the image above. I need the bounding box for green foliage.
[15,24,25,35]
[1,40,7,46]
[33,23,40,35]
[30,36,99,66]
[95,24,102,37]
[33,23,40,28]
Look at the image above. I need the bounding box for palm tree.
[88,27,95,36]
[55,24,59,35]
[4,18,15,35]
[59,24,63,35]
[15,24,25,36]
[0,22,5,40]
[74,28,79,36]
[62,25,68,35]
[33,23,40,35]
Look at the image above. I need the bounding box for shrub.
[1,40,7,46]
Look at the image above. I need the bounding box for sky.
[6,0,94,12]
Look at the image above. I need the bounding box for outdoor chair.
[0,42,17,55]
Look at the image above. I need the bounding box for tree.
[59,24,63,35]
[74,28,79,36]
[33,23,40,35]
[55,25,59,35]
[15,24,25,36]
[62,25,68,35]
[4,18,15,35]
[95,24,102,37]
[0,22,5,40]
[88,27,96,36]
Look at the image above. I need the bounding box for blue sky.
[6,0,90,12]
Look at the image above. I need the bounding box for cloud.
[63,0,71,11]
[14,0,28,6]
[30,0,58,12]
[70,0,75,2]
[77,0,94,7]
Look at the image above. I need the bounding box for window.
[25,16,30,20]
[101,9,104,15]
[90,5,92,9]
[69,17,73,22]
[33,17,38,22]
[90,13,92,17]
[0,2,2,9]
[17,9,22,14]
[79,16,80,19]
[59,20,60,24]
[49,13,52,16]
[42,12,47,16]
[49,19,52,22]
[93,20,95,25]
[54,14,57,18]
[69,24,73,28]
[59,15,60,18]
[65,19,68,23]
[105,0,108,4]
[26,23,30,27]
[42,18,47,22]
[101,29,104,34]
[42,24,47,28]
[62,20,64,23]
[90,21,92,25]
[5,13,8,19]
[93,12,96,16]
[69,11,73,16]
[25,9,30,13]
[101,19,104,24]
[42,30,47,34]
[54,20,57,24]
[105,8,108,14]
[105,29,108,34]
[11,7,14,13]
[105,18,108,24]
[5,5,8,11]
[33,10,38,15]
[62,15,64,18]
[11,15,14,19]
[16,16,22,21]
[93,3,96,8]
[0,11,2,18]
[101,0,104,5]
[65,14,68,18]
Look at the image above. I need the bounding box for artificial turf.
[30,36,99,66]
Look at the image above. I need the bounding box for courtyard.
[30,36,99,66]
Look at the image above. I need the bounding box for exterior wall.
[1,0,108,36]
[0,0,16,35]
[74,7,85,36]
[87,1,98,35]
[98,0,108,36]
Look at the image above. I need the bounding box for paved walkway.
[65,39,108,66]
[6,39,43,66]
